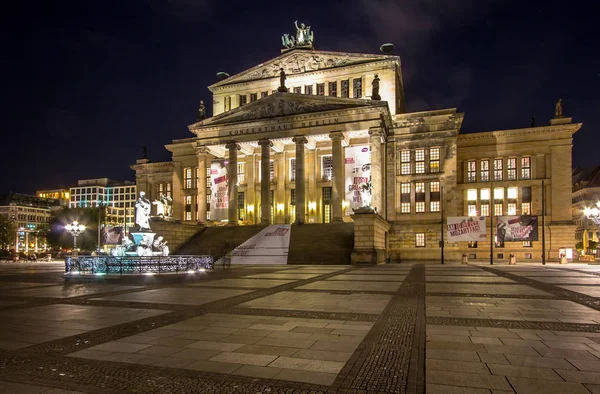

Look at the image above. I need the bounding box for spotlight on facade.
[584,201,600,224]
[380,43,394,54]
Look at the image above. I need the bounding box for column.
[172,162,183,220]
[258,139,272,225]
[369,128,384,212]
[226,142,239,225]
[330,132,344,222]
[196,146,209,223]
[292,136,308,224]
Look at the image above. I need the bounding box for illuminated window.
[237,163,245,184]
[322,155,333,181]
[481,160,490,182]
[468,204,478,216]
[430,147,440,173]
[257,160,275,182]
[401,183,410,214]
[328,81,337,97]
[415,233,425,247]
[507,158,516,180]
[430,181,440,212]
[400,150,411,175]
[522,202,531,215]
[430,181,440,192]
[468,189,478,201]
[206,167,211,189]
[239,94,247,106]
[353,78,362,98]
[185,195,192,221]
[261,91,268,98]
[507,187,517,199]
[305,85,313,95]
[494,203,503,216]
[415,182,425,193]
[521,157,531,179]
[467,160,477,182]
[523,240,532,247]
[415,149,425,174]
[480,188,490,201]
[481,204,490,216]
[494,187,504,200]
[415,202,425,213]
[184,167,193,189]
[508,203,517,215]
[317,83,325,96]
[494,158,503,181]
[401,202,410,213]
[224,96,231,112]
[401,183,411,194]
[341,80,349,98]
[250,93,257,102]
[430,201,440,212]
[290,158,296,182]
[293,87,301,94]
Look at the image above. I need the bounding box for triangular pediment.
[209,49,397,88]
[192,92,384,127]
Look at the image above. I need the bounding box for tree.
[47,207,98,251]
[0,215,15,250]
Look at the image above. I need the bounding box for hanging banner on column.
[210,159,228,221]
[496,216,538,242]
[231,225,291,264]
[447,216,487,241]
[345,146,371,210]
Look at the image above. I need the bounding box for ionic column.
[258,139,273,225]
[330,132,344,222]
[292,136,308,224]
[369,128,384,212]
[196,146,209,223]
[226,142,239,225]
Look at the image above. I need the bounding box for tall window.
[430,181,440,212]
[305,85,313,95]
[480,188,490,216]
[185,195,192,221]
[467,160,477,183]
[238,192,245,221]
[415,182,425,213]
[507,158,517,180]
[400,150,410,175]
[494,187,504,216]
[429,148,440,173]
[341,79,349,98]
[257,160,275,182]
[522,186,532,214]
[322,155,333,181]
[261,91,268,98]
[237,163,245,184]
[353,78,362,98]
[401,183,410,213]
[328,81,337,97]
[224,96,231,112]
[316,83,325,95]
[415,233,425,247]
[290,189,296,222]
[322,187,332,223]
[521,157,531,179]
[494,158,503,181]
[290,158,296,181]
[239,94,247,106]
[480,160,490,182]
[507,186,517,215]
[415,149,425,174]
[250,93,258,102]
[467,189,477,216]
[293,87,301,94]
[184,167,193,189]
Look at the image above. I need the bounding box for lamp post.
[64,221,86,258]
[96,201,108,253]
[584,201,600,257]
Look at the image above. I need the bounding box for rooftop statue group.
[282,20,314,49]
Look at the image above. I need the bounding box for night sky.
[4,0,598,195]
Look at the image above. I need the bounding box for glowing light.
[143,272,156,276]
[308,202,317,212]
[197,268,206,272]
[186,270,196,274]
[94,272,106,276]
[247,205,254,213]
[276,203,284,213]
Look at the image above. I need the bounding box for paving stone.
[169,348,222,360]
[183,359,242,374]
[568,358,600,371]
[555,369,600,384]
[186,340,245,352]
[478,352,510,365]
[269,356,344,374]
[272,368,337,386]
[234,344,297,357]
[208,351,278,366]
[483,344,540,356]
[67,349,114,360]
[505,354,575,369]
[136,345,183,356]
[508,376,590,394]
[535,347,599,360]
[292,349,353,362]
[256,337,316,349]
[426,384,491,394]
[487,363,562,380]
[90,341,151,353]
[426,370,512,390]
[426,359,490,374]
[427,349,481,362]
[233,365,282,379]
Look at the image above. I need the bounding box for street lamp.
[584,201,600,224]
[64,221,86,258]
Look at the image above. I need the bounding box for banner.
[496,216,538,242]
[102,226,124,245]
[345,146,371,210]
[230,225,291,264]
[210,159,228,221]
[447,216,487,242]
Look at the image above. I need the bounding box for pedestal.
[350,209,390,265]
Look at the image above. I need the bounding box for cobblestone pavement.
[0,261,599,393]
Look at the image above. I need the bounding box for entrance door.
[322,187,332,223]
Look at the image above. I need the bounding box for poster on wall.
[230,225,291,264]
[344,146,371,211]
[446,216,487,242]
[210,159,228,221]
[496,216,538,242]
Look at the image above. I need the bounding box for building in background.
[36,188,70,207]
[572,166,600,252]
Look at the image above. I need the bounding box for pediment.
[193,93,383,127]
[209,49,397,88]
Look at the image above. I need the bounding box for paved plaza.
[0,262,599,393]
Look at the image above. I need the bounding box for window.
[184,167,193,189]
[238,192,245,220]
[317,83,325,95]
[480,160,490,182]
[261,91,268,98]
[237,163,245,184]
[481,204,490,216]
[293,87,301,94]
[494,203,503,216]
[305,85,313,95]
[416,202,425,213]
[430,181,440,212]
[415,149,425,174]
[507,158,516,180]
[430,201,440,212]
[430,148,440,173]
[401,203,411,213]
[257,160,275,183]
[508,203,517,215]
[290,158,296,181]
[522,186,531,215]
[239,94,247,106]
[401,183,410,214]
[468,204,478,216]
[467,160,477,182]
[468,189,477,201]
[521,157,531,179]
[494,158,503,181]
[494,187,504,200]
[185,195,192,221]
[467,188,477,216]
[415,233,425,247]
[353,78,362,98]
[328,81,337,97]
[206,167,211,189]
[250,93,257,102]
[522,202,531,215]
[523,240,532,247]
[468,241,478,248]
[400,150,410,175]
[341,79,349,98]
[507,187,517,200]
[322,155,333,181]
[415,183,425,213]
[290,189,296,205]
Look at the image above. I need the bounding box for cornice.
[458,123,582,141]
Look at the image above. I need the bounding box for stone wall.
[149,220,203,254]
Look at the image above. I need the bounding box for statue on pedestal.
[197,100,206,121]
[371,74,381,100]
[135,191,152,232]
[277,68,288,92]
[555,98,563,118]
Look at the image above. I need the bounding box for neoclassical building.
[132,28,581,262]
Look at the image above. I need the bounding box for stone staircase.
[174,225,267,260]
[287,222,354,265]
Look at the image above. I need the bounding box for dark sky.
[4,0,598,195]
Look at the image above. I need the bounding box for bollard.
[462,253,468,265]
[509,253,517,265]
[560,253,567,264]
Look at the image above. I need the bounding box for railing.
[65,255,214,275]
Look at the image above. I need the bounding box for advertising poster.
[344,146,371,210]
[210,159,228,221]
[496,216,538,242]
[230,225,291,264]
[447,216,487,242]
[102,226,124,245]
